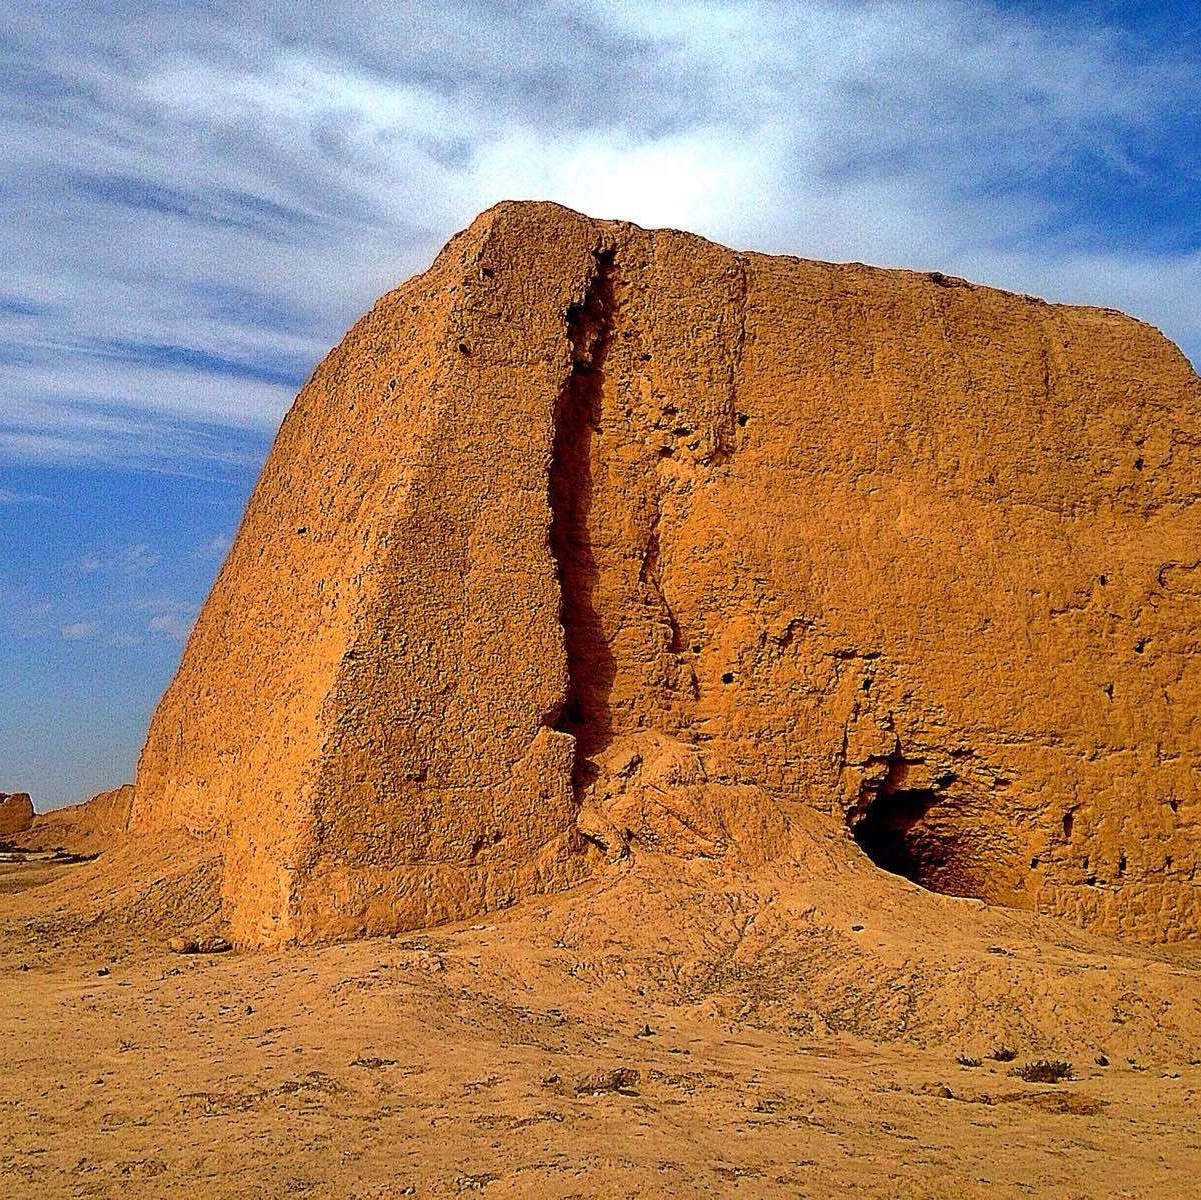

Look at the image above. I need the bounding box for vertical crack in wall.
[548,246,617,790]
[638,502,684,656]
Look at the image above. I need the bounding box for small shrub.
[956,1055,981,1068]
[1011,1059,1072,1084]
[991,1046,1017,1062]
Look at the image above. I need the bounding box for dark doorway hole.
[851,785,942,885]
[848,754,982,899]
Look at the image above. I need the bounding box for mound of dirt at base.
[1,830,223,959]
[497,792,1201,1064]
[11,784,134,857]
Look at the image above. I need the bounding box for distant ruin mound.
[126,202,1201,947]
[0,792,34,841]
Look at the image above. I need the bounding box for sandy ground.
[3,850,1201,1200]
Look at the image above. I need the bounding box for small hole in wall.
[658,446,673,457]
[1134,638,1148,655]
[691,644,702,654]
[458,342,471,356]
[737,412,749,427]
[1117,853,1127,877]
[1169,797,1179,813]
[1086,874,1097,886]
[1030,857,1040,869]
[862,677,872,693]
[1134,456,1144,470]
[1063,811,1074,840]
[1099,574,1108,586]
[479,266,494,278]
[721,671,735,684]
[1103,682,1113,700]
[296,526,308,536]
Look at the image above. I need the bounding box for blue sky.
[2,1,1199,808]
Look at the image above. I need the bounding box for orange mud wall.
[131,202,1201,945]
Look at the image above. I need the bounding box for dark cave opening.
[848,755,982,899]
[851,786,943,885]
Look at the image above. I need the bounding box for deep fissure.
[548,247,617,786]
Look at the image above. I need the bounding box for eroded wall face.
[566,236,1201,942]
[285,210,619,940]
[133,206,611,943]
[135,202,1201,944]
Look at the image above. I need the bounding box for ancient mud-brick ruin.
[129,202,1201,946]
[0,792,34,840]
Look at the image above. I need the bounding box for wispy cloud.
[66,543,160,578]
[193,531,234,560]
[136,597,199,640]
[1,1,1197,469]
[60,620,99,640]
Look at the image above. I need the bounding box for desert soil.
[3,855,1200,1200]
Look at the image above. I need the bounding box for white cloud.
[60,620,99,640]
[0,0,1197,468]
[194,531,234,559]
[66,543,160,578]
[137,598,199,640]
